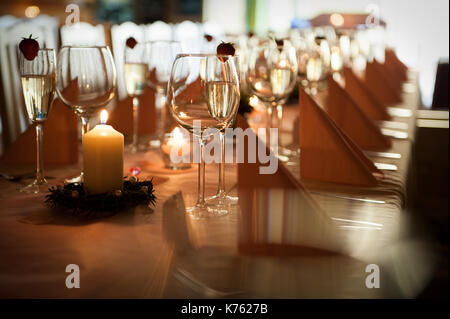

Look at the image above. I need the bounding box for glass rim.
[175,53,239,58]
[59,45,110,49]
[145,40,180,44]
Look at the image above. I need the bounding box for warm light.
[249,95,259,107]
[330,46,343,72]
[254,82,263,91]
[330,13,344,27]
[279,60,288,68]
[100,110,109,124]
[171,127,183,141]
[25,6,40,18]
[179,112,187,119]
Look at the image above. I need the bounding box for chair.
[110,21,146,101]
[145,20,173,42]
[0,15,17,29]
[29,14,59,49]
[0,21,46,146]
[201,20,224,41]
[174,21,202,53]
[60,22,106,46]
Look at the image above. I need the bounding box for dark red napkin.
[326,76,392,151]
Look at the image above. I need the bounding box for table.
[0,75,435,298]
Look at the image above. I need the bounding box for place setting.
[0,2,447,303]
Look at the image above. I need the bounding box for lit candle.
[83,110,124,194]
[161,126,190,157]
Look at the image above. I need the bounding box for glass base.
[205,193,238,207]
[65,172,83,184]
[19,178,49,194]
[186,204,229,219]
[277,146,300,164]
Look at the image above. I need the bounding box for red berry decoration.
[204,34,213,42]
[126,37,137,49]
[19,34,40,61]
[275,38,284,52]
[216,42,235,62]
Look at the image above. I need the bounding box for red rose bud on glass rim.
[216,42,235,62]
[204,34,213,42]
[19,34,40,61]
[126,37,137,49]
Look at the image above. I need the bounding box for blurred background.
[1,0,448,106]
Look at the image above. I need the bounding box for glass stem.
[80,116,89,136]
[132,96,139,151]
[35,123,44,184]
[196,138,206,207]
[80,116,90,178]
[276,103,283,149]
[159,92,167,134]
[216,132,226,198]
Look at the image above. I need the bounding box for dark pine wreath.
[45,177,156,219]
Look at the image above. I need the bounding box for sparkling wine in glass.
[204,57,241,210]
[56,46,116,183]
[19,49,56,193]
[168,54,240,218]
[247,39,297,157]
[124,42,148,153]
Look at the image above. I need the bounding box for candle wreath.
[45,177,156,219]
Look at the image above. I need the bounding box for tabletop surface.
[0,76,435,299]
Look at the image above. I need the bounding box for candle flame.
[100,110,108,124]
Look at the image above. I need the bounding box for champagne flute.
[145,41,181,137]
[124,42,148,153]
[246,39,297,155]
[56,46,116,183]
[19,48,56,193]
[167,54,240,219]
[204,55,241,211]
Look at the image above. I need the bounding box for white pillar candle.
[83,110,124,194]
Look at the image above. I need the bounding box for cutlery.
[365,151,401,159]
[374,163,398,171]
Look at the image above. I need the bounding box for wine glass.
[246,39,297,157]
[123,42,148,153]
[305,45,323,95]
[19,48,56,193]
[167,54,240,219]
[56,46,116,182]
[145,41,181,137]
[204,55,241,211]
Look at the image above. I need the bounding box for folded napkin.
[370,59,403,94]
[108,87,157,137]
[385,48,408,82]
[1,98,79,165]
[299,87,382,187]
[344,67,391,121]
[364,61,402,106]
[235,114,340,255]
[326,76,392,151]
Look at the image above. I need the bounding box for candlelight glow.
[330,13,344,27]
[179,112,187,119]
[249,95,259,107]
[279,60,288,68]
[25,6,40,18]
[100,110,109,124]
